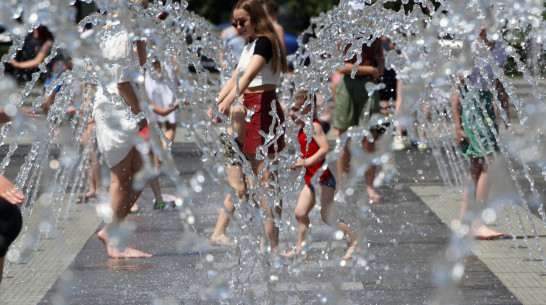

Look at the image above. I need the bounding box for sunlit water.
[0,0,545,304]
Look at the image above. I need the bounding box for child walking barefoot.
[285,90,357,260]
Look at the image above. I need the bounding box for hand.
[371,68,381,79]
[207,107,224,123]
[218,101,231,118]
[0,174,24,205]
[455,128,468,147]
[21,108,40,118]
[9,60,19,68]
[290,158,304,170]
[172,100,180,109]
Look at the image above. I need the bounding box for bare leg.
[211,165,245,245]
[149,152,163,207]
[89,147,101,197]
[41,92,56,116]
[210,195,237,246]
[149,122,165,208]
[363,135,381,203]
[473,156,503,239]
[97,148,152,258]
[250,154,282,251]
[460,156,482,222]
[459,177,472,222]
[336,129,350,185]
[284,185,315,259]
[319,185,357,259]
[460,156,503,239]
[78,122,100,203]
[149,176,163,206]
[163,122,177,144]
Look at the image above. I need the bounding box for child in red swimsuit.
[284,89,357,260]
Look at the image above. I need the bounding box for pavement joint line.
[412,185,546,305]
[0,193,102,305]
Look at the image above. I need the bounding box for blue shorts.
[307,176,336,193]
[43,76,62,94]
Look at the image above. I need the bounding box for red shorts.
[243,90,285,155]
[139,122,149,139]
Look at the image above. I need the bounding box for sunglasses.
[232,19,247,28]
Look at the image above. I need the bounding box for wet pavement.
[24,144,522,305]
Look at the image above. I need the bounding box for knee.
[235,185,247,199]
[294,209,308,222]
[223,200,236,213]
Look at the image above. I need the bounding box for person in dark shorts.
[210,105,248,246]
[284,89,357,260]
[0,104,26,285]
[0,196,23,285]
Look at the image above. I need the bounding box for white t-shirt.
[469,40,507,91]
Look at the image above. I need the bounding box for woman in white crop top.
[216,0,287,251]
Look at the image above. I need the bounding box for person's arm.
[394,80,403,116]
[451,84,468,145]
[218,55,266,116]
[291,122,329,169]
[337,63,381,79]
[117,82,142,115]
[217,67,239,104]
[152,100,179,116]
[375,41,385,77]
[136,40,147,67]
[10,41,51,69]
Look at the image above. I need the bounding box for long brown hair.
[235,0,287,74]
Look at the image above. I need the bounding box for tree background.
[185,0,339,33]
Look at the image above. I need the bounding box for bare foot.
[367,187,381,204]
[283,249,307,260]
[283,250,296,259]
[210,235,236,246]
[343,243,358,260]
[97,228,153,259]
[130,204,139,214]
[473,225,504,240]
[76,192,97,204]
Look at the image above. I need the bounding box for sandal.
[153,201,167,210]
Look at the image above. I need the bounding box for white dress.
[93,26,140,168]
[144,70,178,124]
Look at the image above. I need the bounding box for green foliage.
[183,0,339,32]
[180,0,441,33]
[279,0,338,33]
[185,0,238,24]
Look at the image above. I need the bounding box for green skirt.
[460,89,498,157]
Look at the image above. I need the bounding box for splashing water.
[0,0,545,304]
